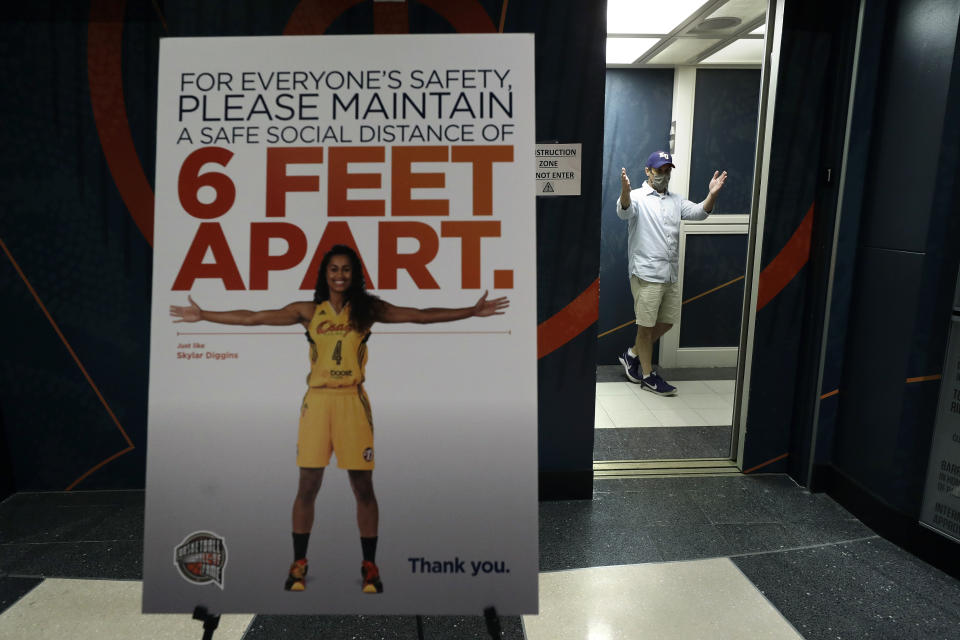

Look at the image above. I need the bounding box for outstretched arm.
[170,295,314,326]
[700,170,727,213]
[375,291,509,324]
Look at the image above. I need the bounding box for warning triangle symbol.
[543,182,555,193]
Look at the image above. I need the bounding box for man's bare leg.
[633,325,654,378]
[633,322,673,377]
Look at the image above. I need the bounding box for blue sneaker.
[641,371,677,396]
[618,350,643,383]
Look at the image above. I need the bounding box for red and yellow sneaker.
[284,558,308,591]
[361,560,383,594]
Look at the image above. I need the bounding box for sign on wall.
[920,316,960,543]
[535,143,581,196]
[143,34,538,615]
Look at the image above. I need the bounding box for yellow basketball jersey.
[305,301,370,388]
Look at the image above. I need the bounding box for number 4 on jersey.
[332,340,343,366]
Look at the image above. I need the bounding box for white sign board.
[535,143,581,196]
[920,317,960,543]
[143,34,538,615]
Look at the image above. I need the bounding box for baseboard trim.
[539,470,593,501]
[811,464,959,579]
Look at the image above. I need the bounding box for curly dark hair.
[313,245,379,332]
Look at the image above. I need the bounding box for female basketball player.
[170,245,508,594]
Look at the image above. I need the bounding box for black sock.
[361,536,378,563]
[293,532,310,562]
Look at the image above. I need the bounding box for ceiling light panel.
[606,37,661,64]
[701,38,765,64]
[607,0,711,35]
[648,38,723,65]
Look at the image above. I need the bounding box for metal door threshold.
[594,459,741,479]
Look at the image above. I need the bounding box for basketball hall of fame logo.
[174,531,228,589]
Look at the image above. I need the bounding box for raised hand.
[170,295,203,323]
[620,167,633,209]
[473,290,510,317]
[709,170,728,196]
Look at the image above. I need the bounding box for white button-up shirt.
[616,181,708,283]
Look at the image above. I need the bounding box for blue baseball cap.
[646,151,675,169]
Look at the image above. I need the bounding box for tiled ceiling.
[607,0,767,66]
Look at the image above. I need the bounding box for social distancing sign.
[143,34,538,616]
[535,143,581,196]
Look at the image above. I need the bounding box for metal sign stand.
[192,606,221,640]
[415,606,501,639]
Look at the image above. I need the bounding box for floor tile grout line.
[594,400,615,428]
[0,574,142,581]
[596,380,740,426]
[2,539,140,546]
[726,534,882,560]
[3,490,144,495]
[725,557,809,640]
[538,535,884,578]
[239,615,257,640]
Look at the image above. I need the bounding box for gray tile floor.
[593,425,732,459]
[2,476,959,639]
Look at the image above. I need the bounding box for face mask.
[649,172,670,192]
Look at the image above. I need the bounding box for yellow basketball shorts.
[297,386,374,470]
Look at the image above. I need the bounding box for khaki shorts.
[297,386,374,470]
[630,276,681,327]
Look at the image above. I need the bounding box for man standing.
[617,151,727,395]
